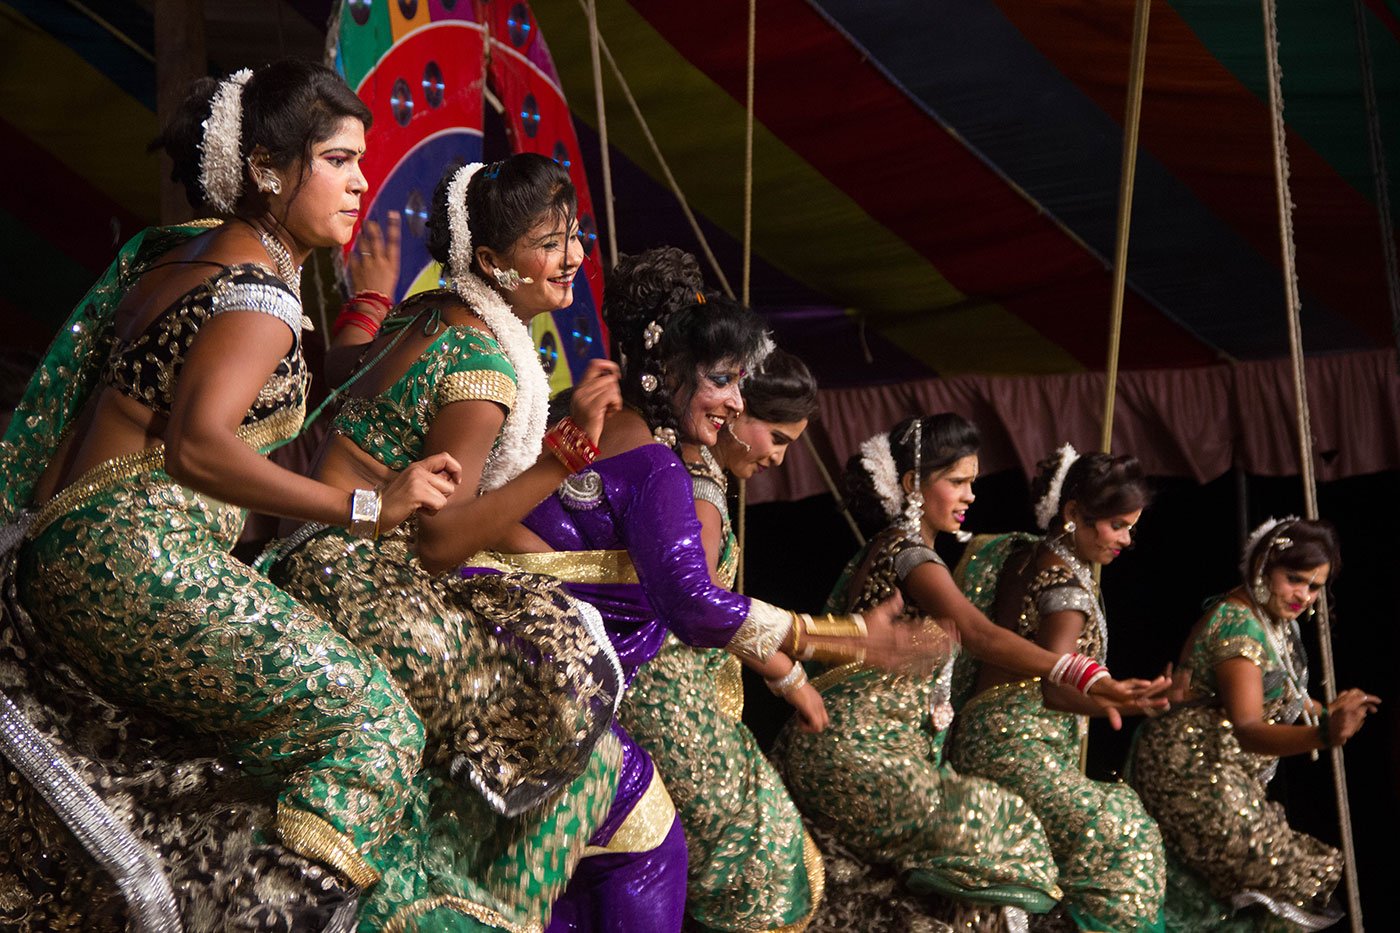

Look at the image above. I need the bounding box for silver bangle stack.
[766,661,809,698]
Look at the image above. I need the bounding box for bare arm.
[1217,658,1378,756]
[1034,609,1111,717]
[167,311,454,527]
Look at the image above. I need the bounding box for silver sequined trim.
[209,279,304,334]
[689,474,728,523]
[1230,889,1343,931]
[1,525,182,933]
[567,596,625,712]
[726,598,790,664]
[893,543,944,581]
[1036,584,1096,618]
[559,471,604,510]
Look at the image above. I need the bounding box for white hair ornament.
[198,68,254,213]
[1034,442,1080,530]
[1240,515,1300,577]
[859,432,903,521]
[443,161,550,491]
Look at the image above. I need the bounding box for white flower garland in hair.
[444,162,550,491]
[1034,442,1080,530]
[859,432,903,520]
[1240,515,1300,576]
[199,68,253,213]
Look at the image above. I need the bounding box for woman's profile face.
[1264,563,1330,621]
[917,453,978,535]
[274,116,368,250]
[490,211,584,320]
[678,362,745,446]
[1066,506,1141,565]
[717,413,809,480]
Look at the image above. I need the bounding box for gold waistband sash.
[469,548,639,585]
[581,768,676,857]
[29,405,303,539]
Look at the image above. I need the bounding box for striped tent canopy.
[3,0,1398,387]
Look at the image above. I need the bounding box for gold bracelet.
[802,613,866,641]
[785,612,803,658]
[802,639,867,667]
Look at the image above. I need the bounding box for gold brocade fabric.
[621,636,819,931]
[582,765,676,855]
[1126,602,1343,930]
[947,541,1167,932]
[773,528,1061,930]
[471,548,639,584]
[269,523,619,821]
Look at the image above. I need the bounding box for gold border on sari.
[581,770,676,857]
[470,549,639,585]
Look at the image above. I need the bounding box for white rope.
[577,3,735,298]
[1261,1,1363,927]
[586,0,619,269]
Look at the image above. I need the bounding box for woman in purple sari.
[473,263,946,932]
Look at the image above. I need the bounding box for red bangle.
[1075,660,1106,693]
[333,308,382,338]
[349,289,393,314]
[544,417,600,473]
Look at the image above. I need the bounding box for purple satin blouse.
[523,444,751,680]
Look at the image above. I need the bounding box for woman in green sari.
[265,153,629,931]
[0,62,497,931]
[774,418,1164,931]
[948,445,1167,932]
[1126,518,1373,930]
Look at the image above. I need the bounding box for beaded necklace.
[1045,535,1109,657]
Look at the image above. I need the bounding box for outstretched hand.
[1088,664,1174,730]
[1326,688,1380,747]
[861,593,957,676]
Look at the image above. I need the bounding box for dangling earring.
[255,171,281,195]
[1251,574,1270,605]
[1062,519,1076,535]
[725,421,751,453]
[901,485,925,538]
[491,267,534,291]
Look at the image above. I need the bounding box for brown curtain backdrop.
[747,350,1400,504]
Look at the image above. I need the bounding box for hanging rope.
[735,0,758,594]
[576,4,735,298]
[1261,1,1364,927]
[1352,0,1400,369]
[802,432,865,546]
[585,0,619,269]
[1099,0,1151,454]
[742,0,757,306]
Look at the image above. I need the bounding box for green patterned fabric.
[773,527,1061,927]
[618,464,820,932]
[1126,601,1343,931]
[621,636,818,932]
[269,310,623,928]
[947,533,1166,933]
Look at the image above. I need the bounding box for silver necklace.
[698,445,728,494]
[1248,601,1312,726]
[1045,536,1109,657]
[253,223,302,293]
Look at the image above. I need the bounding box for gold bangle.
[802,613,865,641]
[804,641,866,667]
[785,612,803,658]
